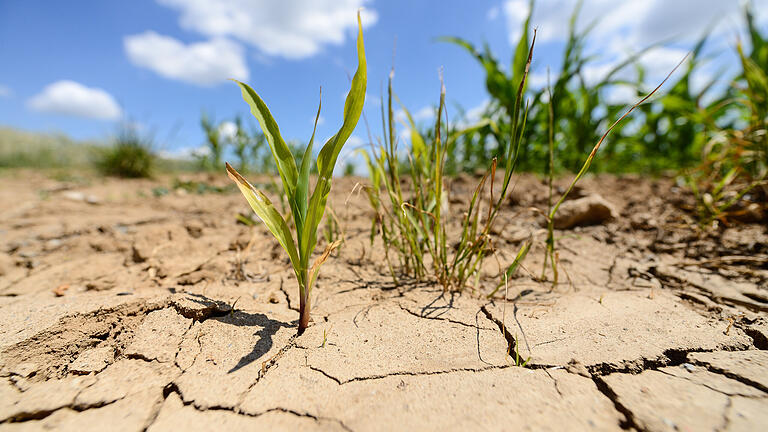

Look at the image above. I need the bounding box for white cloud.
[346,135,365,148]
[335,135,367,176]
[639,47,690,73]
[27,80,122,120]
[527,72,549,89]
[464,100,490,123]
[581,63,616,87]
[124,31,248,86]
[159,145,209,160]
[413,106,435,122]
[0,85,11,98]
[502,0,530,43]
[603,84,637,105]
[218,121,238,140]
[503,0,768,47]
[394,106,435,126]
[156,0,378,59]
[487,6,500,21]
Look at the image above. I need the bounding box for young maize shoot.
[226,13,366,335]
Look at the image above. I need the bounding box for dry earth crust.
[0,172,766,431]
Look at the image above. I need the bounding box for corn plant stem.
[298,269,310,335]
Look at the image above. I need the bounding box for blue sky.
[1,0,766,165]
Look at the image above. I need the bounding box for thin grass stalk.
[543,70,556,284]
[547,54,689,224]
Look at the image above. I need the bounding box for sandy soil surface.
[0,170,766,431]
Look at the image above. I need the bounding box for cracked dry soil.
[0,171,766,431]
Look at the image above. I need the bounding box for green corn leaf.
[226,163,300,280]
[300,12,367,270]
[232,80,299,200]
[296,93,323,231]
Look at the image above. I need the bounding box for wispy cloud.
[502,0,767,48]
[156,0,378,59]
[500,0,768,82]
[124,31,248,86]
[0,84,11,98]
[27,80,122,120]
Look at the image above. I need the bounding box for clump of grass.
[95,126,154,178]
[363,29,536,293]
[226,13,366,335]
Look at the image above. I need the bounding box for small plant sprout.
[513,334,531,368]
[539,55,690,286]
[226,13,366,335]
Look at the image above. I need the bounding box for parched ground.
[0,170,766,431]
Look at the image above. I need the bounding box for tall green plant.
[226,13,366,334]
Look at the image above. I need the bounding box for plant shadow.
[183,293,293,374]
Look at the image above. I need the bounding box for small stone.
[565,359,590,377]
[268,292,280,304]
[550,194,618,229]
[61,191,100,204]
[185,222,204,239]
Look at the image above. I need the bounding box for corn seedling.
[226,13,366,335]
[199,112,224,171]
[230,116,251,172]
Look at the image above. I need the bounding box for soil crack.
[591,375,644,431]
[688,358,768,394]
[656,368,765,397]
[397,302,484,329]
[307,364,506,385]
[159,382,352,431]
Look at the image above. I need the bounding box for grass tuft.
[95,126,155,178]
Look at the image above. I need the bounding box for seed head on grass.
[226,12,366,335]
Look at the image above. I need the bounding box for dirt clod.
[551,193,618,229]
